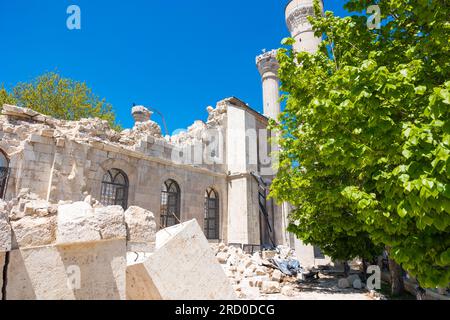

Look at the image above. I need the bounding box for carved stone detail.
[286,6,315,34]
[256,50,279,77]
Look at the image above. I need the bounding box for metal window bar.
[0,167,10,199]
[160,180,181,228]
[204,189,219,240]
[100,169,129,209]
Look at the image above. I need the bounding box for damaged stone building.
[1,0,326,269]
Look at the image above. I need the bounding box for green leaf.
[397,201,408,218]
[415,86,427,95]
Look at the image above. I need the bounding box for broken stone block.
[23,199,51,216]
[11,215,56,248]
[243,267,257,278]
[124,206,156,252]
[126,220,236,300]
[240,286,260,299]
[225,270,235,278]
[261,281,281,294]
[232,284,241,292]
[2,104,39,118]
[251,252,262,266]
[5,239,126,300]
[353,278,363,290]
[39,128,54,138]
[281,285,296,297]
[277,245,293,259]
[271,270,283,282]
[216,251,230,264]
[242,259,252,268]
[262,250,276,260]
[347,274,361,287]
[57,202,126,245]
[248,276,269,288]
[338,278,350,289]
[255,267,267,276]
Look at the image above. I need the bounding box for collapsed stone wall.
[0,189,156,300]
[212,243,303,299]
[0,103,228,202]
[0,103,230,234]
[1,101,228,158]
[0,190,238,300]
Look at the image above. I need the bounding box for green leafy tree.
[9,72,120,130]
[0,85,16,113]
[272,0,449,291]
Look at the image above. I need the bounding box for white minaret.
[285,0,323,54]
[256,50,280,120]
[285,0,328,266]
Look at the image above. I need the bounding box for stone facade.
[0,96,282,247]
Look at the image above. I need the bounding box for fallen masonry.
[210,243,380,300]
[126,220,236,300]
[0,189,380,300]
[211,243,308,299]
[0,190,234,300]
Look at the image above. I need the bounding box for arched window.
[160,179,181,228]
[100,168,129,209]
[204,188,219,240]
[0,149,9,199]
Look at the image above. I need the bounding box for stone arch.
[204,187,220,240]
[160,178,181,228]
[206,181,227,241]
[100,168,129,209]
[157,172,185,218]
[94,158,138,207]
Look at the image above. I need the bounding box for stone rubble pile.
[211,243,302,299]
[1,103,228,151]
[338,274,364,290]
[1,189,235,300]
[0,188,156,251]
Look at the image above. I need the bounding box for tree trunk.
[361,259,369,281]
[388,255,404,296]
[343,261,350,277]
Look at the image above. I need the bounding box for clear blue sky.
[0,0,348,132]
